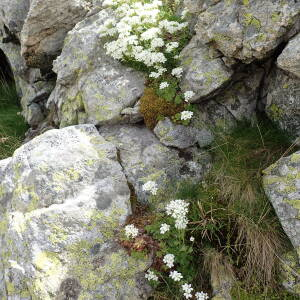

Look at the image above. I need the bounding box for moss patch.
[140,88,183,129]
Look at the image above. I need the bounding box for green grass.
[0,81,28,159]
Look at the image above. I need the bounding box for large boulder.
[195,0,300,63]
[180,37,233,102]
[264,67,300,140]
[20,0,92,68]
[99,124,212,204]
[263,151,300,260]
[277,32,300,78]
[0,125,151,300]
[47,9,145,128]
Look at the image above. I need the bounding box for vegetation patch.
[120,117,299,299]
[0,81,28,159]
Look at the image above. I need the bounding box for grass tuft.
[0,80,27,159]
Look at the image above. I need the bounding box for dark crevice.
[0,49,14,84]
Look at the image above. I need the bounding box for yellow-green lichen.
[243,13,261,30]
[291,153,300,163]
[268,104,284,121]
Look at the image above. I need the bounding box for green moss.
[140,88,183,129]
[271,12,281,22]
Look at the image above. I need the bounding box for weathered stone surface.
[196,0,300,63]
[154,118,214,149]
[47,9,145,128]
[263,151,300,260]
[99,124,211,203]
[0,0,30,38]
[20,0,92,68]
[280,251,300,296]
[121,101,144,124]
[0,125,151,300]
[265,67,300,140]
[180,37,233,102]
[215,65,265,121]
[0,41,55,126]
[277,33,300,78]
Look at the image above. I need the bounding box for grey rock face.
[20,0,92,68]
[0,0,30,38]
[154,118,214,149]
[196,0,300,63]
[0,125,151,300]
[47,9,145,128]
[215,65,265,121]
[263,151,300,259]
[180,37,233,102]
[0,41,55,126]
[265,67,300,140]
[99,124,211,204]
[277,33,300,78]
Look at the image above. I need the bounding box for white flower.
[160,82,169,89]
[160,223,170,234]
[182,283,193,299]
[166,42,179,53]
[181,8,189,18]
[190,236,195,242]
[8,260,25,274]
[184,90,195,102]
[195,291,209,300]
[171,67,183,78]
[141,27,161,40]
[166,199,190,229]
[163,254,175,268]
[145,269,158,281]
[180,111,193,121]
[142,181,158,195]
[169,270,183,281]
[125,224,139,239]
[151,37,165,49]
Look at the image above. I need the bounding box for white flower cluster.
[169,270,183,281]
[184,90,195,102]
[142,180,158,195]
[145,269,158,281]
[181,110,194,121]
[160,81,169,89]
[195,291,209,300]
[163,253,175,268]
[182,283,193,299]
[160,223,170,234]
[100,0,187,74]
[124,224,139,239]
[166,199,190,229]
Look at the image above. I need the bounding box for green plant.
[121,117,299,299]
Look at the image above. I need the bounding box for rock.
[214,65,265,121]
[180,37,233,102]
[263,151,300,260]
[264,67,300,140]
[0,125,151,299]
[277,33,300,78]
[195,100,237,134]
[20,0,92,68]
[0,41,55,126]
[121,101,144,124]
[47,9,145,128]
[0,0,30,39]
[280,251,300,296]
[99,124,211,204]
[184,0,222,14]
[154,118,214,149]
[195,0,300,63]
